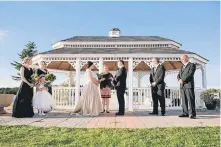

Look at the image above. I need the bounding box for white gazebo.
[32,28,208,111]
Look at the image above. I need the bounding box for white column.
[201,65,207,89]
[128,57,133,111]
[99,57,103,73]
[75,58,80,104]
[68,71,74,87]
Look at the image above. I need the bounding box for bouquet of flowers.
[44,73,56,87]
[45,73,56,83]
[31,73,39,86]
[96,73,102,79]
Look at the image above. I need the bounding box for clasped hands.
[179,79,184,85]
[151,82,157,87]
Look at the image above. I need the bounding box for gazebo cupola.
[109,28,121,38]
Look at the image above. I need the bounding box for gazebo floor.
[1,107,219,128]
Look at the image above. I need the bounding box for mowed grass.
[0,125,220,147]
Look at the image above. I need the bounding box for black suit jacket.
[177,62,196,89]
[113,66,127,90]
[149,64,166,90]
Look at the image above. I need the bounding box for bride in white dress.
[71,61,103,116]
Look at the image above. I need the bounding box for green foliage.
[0,87,19,95]
[60,82,69,87]
[11,41,38,81]
[45,73,56,83]
[0,126,220,147]
[200,88,221,104]
[18,42,37,59]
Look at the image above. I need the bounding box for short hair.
[87,61,93,68]
[23,57,32,64]
[152,57,160,63]
[119,60,124,65]
[181,54,189,60]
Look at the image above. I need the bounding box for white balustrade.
[52,87,76,109]
[51,86,205,110]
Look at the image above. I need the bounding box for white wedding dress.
[72,69,102,116]
[33,84,55,111]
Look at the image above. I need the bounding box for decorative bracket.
[44,61,52,67]
[133,60,142,69]
[93,61,99,69]
[80,61,87,69]
[79,60,99,69]
[143,60,152,68]
[68,61,76,69]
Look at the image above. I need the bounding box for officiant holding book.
[98,64,113,113]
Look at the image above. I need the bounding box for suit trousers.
[116,88,125,114]
[180,88,196,116]
[151,88,165,114]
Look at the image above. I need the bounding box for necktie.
[153,67,156,74]
[183,65,186,70]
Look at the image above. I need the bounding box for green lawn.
[0,126,220,147]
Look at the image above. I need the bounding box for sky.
[0,1,220,88]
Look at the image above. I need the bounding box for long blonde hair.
[23,57,32,64]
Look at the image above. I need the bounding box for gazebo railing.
[51,87,205,110]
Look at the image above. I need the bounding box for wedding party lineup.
[0,2,219,147]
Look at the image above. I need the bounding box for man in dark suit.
[177,54,196,119]
[112,60,127,116]
[149,57,166,116]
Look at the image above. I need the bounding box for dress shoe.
[101,109,105,113]
[161,111,165,116]
[190,115,196,119]
[178,114,189,117]
[115,112,124,116]
[149,112,158,115]
[106,110,110,113]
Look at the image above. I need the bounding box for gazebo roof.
[60,36,181,44]
[39,47,193,55]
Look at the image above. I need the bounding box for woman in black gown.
[36,61,52,94]
[12,57,34,118]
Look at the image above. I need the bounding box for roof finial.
[109,28,120,38]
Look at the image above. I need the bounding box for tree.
[11,42,38,81]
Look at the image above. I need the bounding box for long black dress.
[12,66,34,118]
[36,68,52,94]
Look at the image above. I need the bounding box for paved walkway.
[0,108,220,128]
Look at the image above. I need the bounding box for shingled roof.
[61,36,180,44]
[39,47,193,55]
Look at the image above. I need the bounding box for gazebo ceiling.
[45,61,183,71]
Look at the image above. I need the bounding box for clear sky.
[0,1,220,88]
